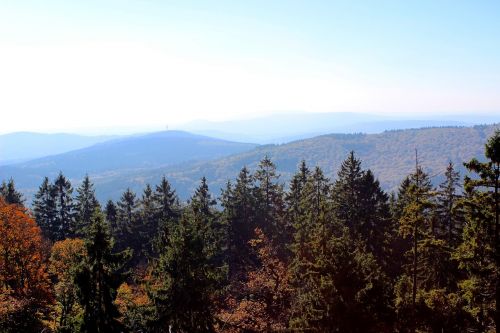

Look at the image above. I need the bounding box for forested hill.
[1,124,498,202]
[81,124,499,200]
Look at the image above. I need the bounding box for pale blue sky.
[0,1,499,133]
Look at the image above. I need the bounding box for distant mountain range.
[0,132,118,165]
[0,131,257,200]
[1,124,498,204]
[178,112,500,143]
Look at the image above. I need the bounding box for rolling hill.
[0,131,258,199]
[93,124,498,200]
[2,125,499,203]
[0,132,118,165]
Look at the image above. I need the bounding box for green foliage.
[74,175,100,236]
[75,209,130,333]
[0,178,24,205]
[148,178,225,332]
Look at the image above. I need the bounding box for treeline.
[1,131,500,332]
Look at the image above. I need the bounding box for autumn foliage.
[217,228,291,332]
[0,197,53,331]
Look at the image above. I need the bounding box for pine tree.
[116,188,140,261]
[221,167,259,277]
[33,176,58,241]
[253,156,286,244]
[435,162,464,247]
[332,152,392,265]
[394,162,458,332]
[456,130,500,332]
[154,176,180,223]
[104,199,118,234]
[289,166,331,328]
[139,184,159,259]
[75,209,130,333]
[53,172,75,240]
[0,178,24,205]
[148,179,225,332]
[74,175,100,236]
[285,160,310,230]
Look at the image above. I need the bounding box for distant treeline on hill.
[1,130,500,332]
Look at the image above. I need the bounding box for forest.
[1,130,500,333]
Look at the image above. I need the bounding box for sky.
[0,0,499,134]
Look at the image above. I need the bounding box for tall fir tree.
[104,199,118,234]
[139,183,159,259]
[456,130,500,332]
[0,178,24,205]
[148,179,225,332]
[53,172,75,240]
[285,160,310,232]
[435,162,464,247]
[253,156,286,244]
[220,167,258,278]
[75,209,130,333]
[74,175,100,236]
[116,188,140,262]
[33,176,58,241]
[332,152,392,266]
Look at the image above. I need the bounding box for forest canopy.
[1,131,500,332]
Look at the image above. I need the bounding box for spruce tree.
[154,176,180,223]
[285,160,310,230]
[220,167,258,278]
[436,162,464,247]
[33,176,58,241]
[456,130,500,332]
[332,152,392,264]
[74,175,100,236]
[75,209,130,333]
[104,199,118,234]
[53,172,75,240]
[116,188,140,261]
[148,179,224,332]
[253,156,286,243]
[0,178,24,205]
[394,163,458,331]
[139,184,159,259]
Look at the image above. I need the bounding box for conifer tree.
[139,184,159,259]
[104,199,118,234]
[332,152,392,264]
[456,130,500,332]
[394,163,459,331]
[253,156,286,243]
[285,160,310,230]
[221,167,259,277]
[0,178,24,205]
[74,175,100,236]
[116,188,140,261]
[154,176,180,223]
[148,179,225,332]
[33,176,58,241]
[436,162,464,247]
[75,209,130,333]
[53,172,75,240]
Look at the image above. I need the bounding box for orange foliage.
[49,238,87,329]
[217,228,291,332]
[0,197,53,322]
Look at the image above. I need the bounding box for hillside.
[0,131,258,198]
[0,132,117,165]
[53,124,500,201]
[179,112,500,143]
[2,125,498,202]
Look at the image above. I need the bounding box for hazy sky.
[1,0,499,134]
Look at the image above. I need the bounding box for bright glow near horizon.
[1,1,499,134]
